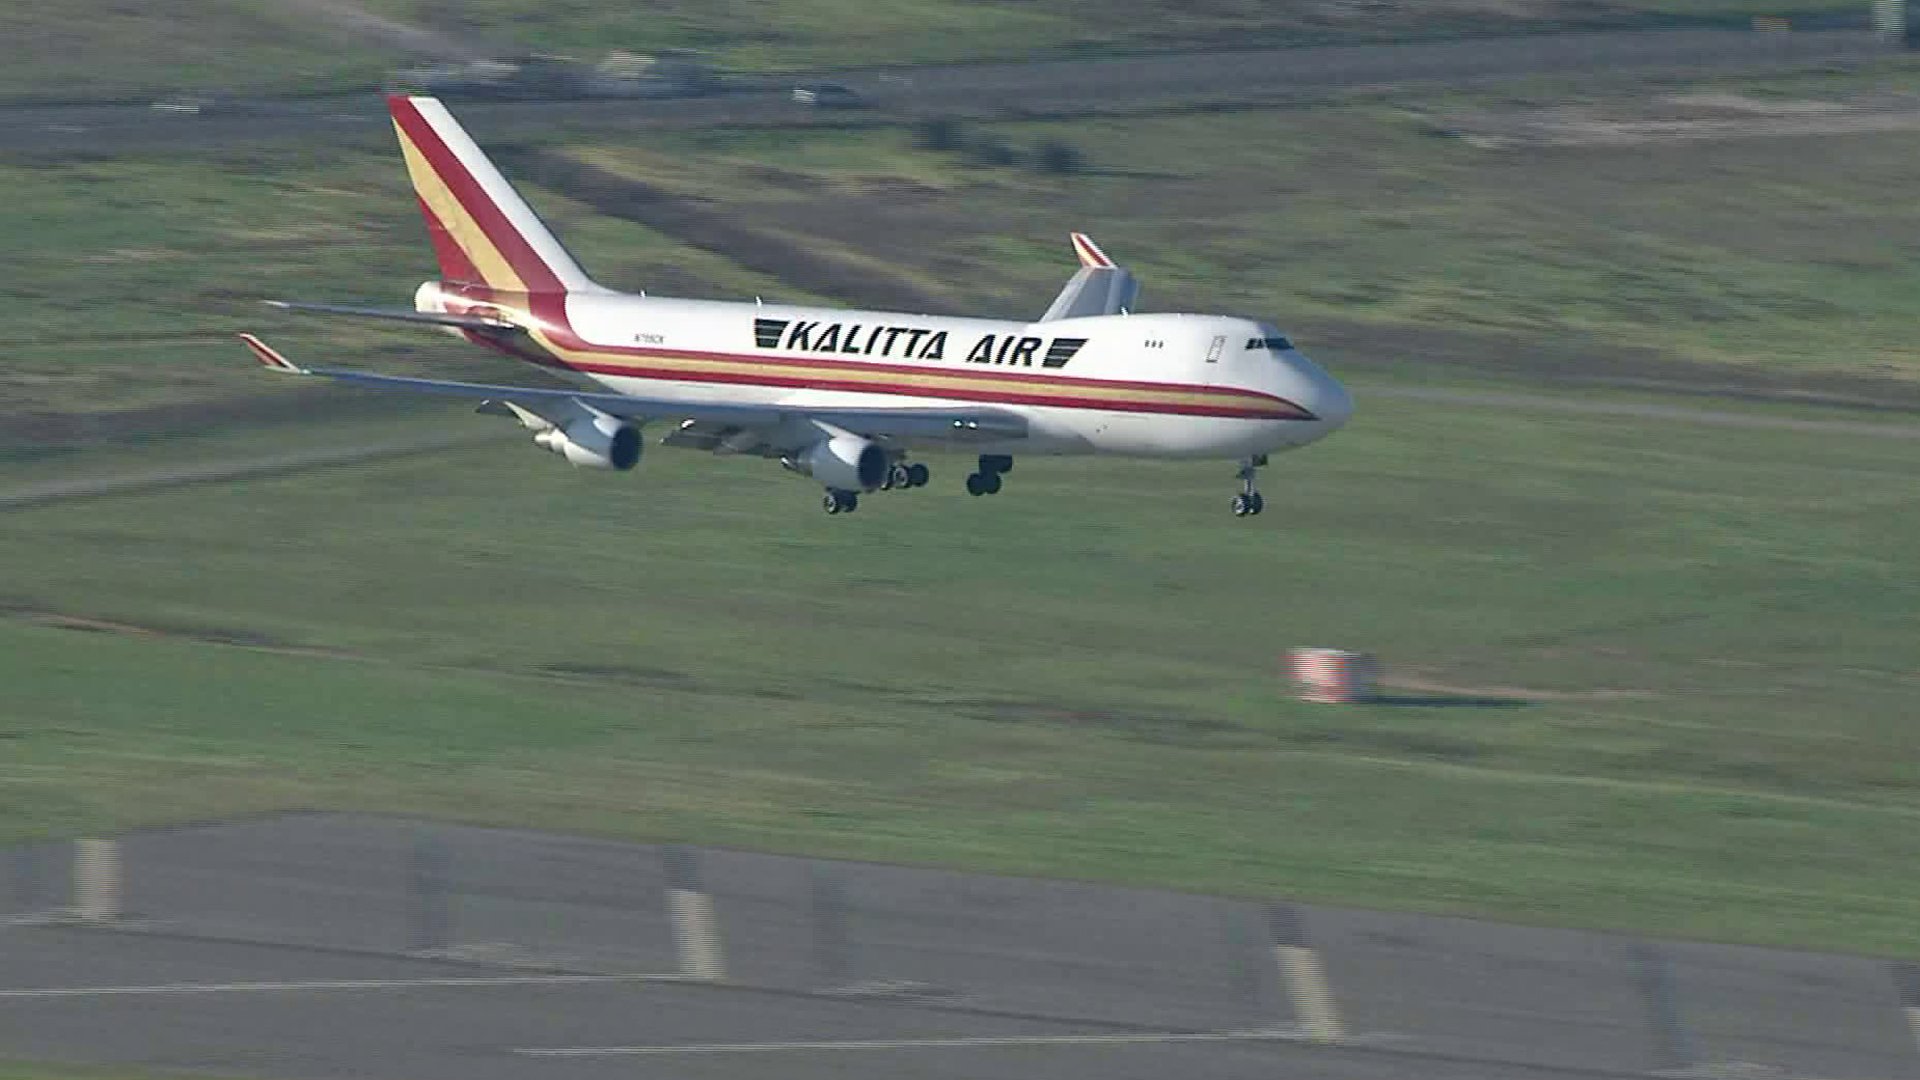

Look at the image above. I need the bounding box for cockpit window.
[1247,336,1294,351]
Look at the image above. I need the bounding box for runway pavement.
[0,29,1887,155]
[1,814,1911,1080]
[0,929,1623,1080]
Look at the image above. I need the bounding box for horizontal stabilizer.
[265,300,518,331]
[238,332,304,373]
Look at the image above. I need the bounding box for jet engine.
[533,412,642,470]
[785,432,886,492]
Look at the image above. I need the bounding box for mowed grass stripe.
[0,388,1916,953]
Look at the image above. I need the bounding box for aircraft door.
[1205,335,1226,364]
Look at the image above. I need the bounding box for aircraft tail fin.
[386,94,603,294]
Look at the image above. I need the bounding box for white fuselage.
[478,287,1353,460]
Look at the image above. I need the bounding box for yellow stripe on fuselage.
[393,122,527,293]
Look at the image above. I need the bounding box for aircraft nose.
[1310,369,1352,431]
[1282,352,1350,435]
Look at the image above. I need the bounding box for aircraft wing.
[238,334,1026,443]
[1039,232,1139,322]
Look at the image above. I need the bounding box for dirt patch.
[1437,90,1920,149]
[931,695,1239,742]
[13,607,350,658]
[510,139,1920,413]
[539,661,701,691]
[488,146,959,314]
[266,0,488,61]
[1377,672,1654,702]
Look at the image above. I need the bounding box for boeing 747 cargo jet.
[242,95,1350,516]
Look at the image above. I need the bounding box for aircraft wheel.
[906,463,930,488]
[888,462,913,490]
[981,471,1003,495]
[1248,492,1265,515]
[824,491,843,515]
[965,473,987,497]
[1231,493,1252,517]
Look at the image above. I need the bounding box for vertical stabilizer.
[387,94,602,294]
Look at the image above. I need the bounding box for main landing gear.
[883,460,931,492]
[965,454,1012,497]
[822,458,930,513]
[1231,455,1267,518]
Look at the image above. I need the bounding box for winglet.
[238,333,305,374]
[1070,232,1116,269]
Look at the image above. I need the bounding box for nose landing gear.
[1231,456,1267,517]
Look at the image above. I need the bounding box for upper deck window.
[1247,335,1294,351]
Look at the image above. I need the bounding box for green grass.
[2,387,1917,954]
[22,78,1920,423]
[366,0,1872,70]
[7,64,1920,957]
[0,0,1871,103]
[0,149,810,416]
[0,2,398,103]
[577,88,1920,385]
[0,1066,236,1080]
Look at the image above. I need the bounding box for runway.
[0,928,1722,1080]
[0,815,1910,1080]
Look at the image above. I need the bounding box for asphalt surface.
[0,29,1888,154]
[1,815,1911,1080]
[0,930,1609,1080]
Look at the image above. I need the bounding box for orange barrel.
[1288,648,1377,704]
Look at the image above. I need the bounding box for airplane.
[241,94,1352,517]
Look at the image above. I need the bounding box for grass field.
[0,0,1874,103]
[0,3,399,104]
[6,59,1920,957]
[366,0,1874,69]
[0,1066,218,1080]
[575,92,1920,387]
[0,148,808,418]
[15,69,1920,428]
[2,383,1917,955]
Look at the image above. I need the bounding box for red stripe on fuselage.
[571,356,1302,419]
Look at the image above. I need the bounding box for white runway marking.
[518,1030,1304,1056]
[0,974,685,998]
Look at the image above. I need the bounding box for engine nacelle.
[534,413,642,470]
[787,433,886,492]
